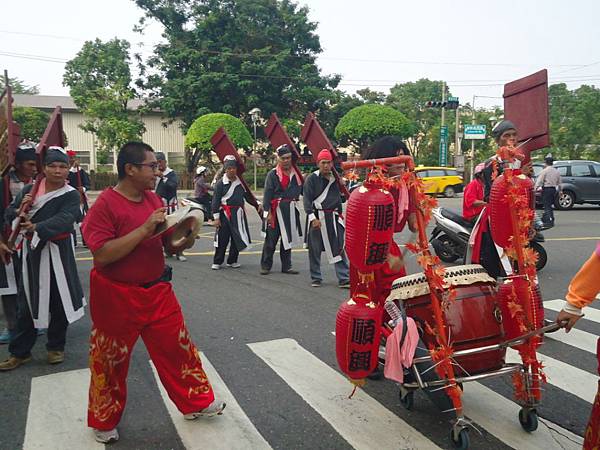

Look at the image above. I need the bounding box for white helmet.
[196,165,207,175]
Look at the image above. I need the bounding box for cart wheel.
[399,390,415,410]
[518,408,538,432]
[450,428,470,450]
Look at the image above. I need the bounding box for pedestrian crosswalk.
[16,301,597,450]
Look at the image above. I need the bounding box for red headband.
[317,149,332,162]
[66,150,77,157]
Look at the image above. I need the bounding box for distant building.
[13,94,186,171]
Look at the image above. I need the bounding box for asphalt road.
[0,197,598,450]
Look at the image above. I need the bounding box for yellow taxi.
[414,166,464,197]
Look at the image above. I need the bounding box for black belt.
[140,265,173,289]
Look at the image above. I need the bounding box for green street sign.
[464,124,486,140]
[439,125,448,166]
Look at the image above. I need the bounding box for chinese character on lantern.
[366,242,389,265]
[351,318,376,344]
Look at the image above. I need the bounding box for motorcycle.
[430,207,548,271]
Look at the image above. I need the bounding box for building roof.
[13,94,147,112]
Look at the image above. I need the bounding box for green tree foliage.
[134,0,340,129]
[313,91,364,139]
[334,104,415,152]
[385,79,448,162]
[63,38,145,155]
[548,83,600,161]
[12,107,50,142]
[0,76,39,95]
[185,113,253,170]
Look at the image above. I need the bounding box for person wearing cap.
[556,242,600,449]
[260,144,303,275]
[468,120,522,279]
[211,156,259,270]
[67,149,90,246]
[0,143,37,345]
[193,165,213,212]
[79,142,224,444]
[535,154,562,229]
[303,149,350,288]
[0,146,85,371]
[155,152,185,260]
[462,162,487,224]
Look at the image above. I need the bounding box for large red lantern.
[489,173,534,249]
[335,295,383,383]
[498,278,544,350]
[345,182,396,272]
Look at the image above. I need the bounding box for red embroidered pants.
[87,270,214,431]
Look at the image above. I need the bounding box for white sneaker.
[211,264,221,270]
[177,254,187,262]
[184,400,226,420]
[93,428,119,444]
[226,262,241,268]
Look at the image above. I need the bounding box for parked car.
[533,160,600,210]
[414,166,464,198]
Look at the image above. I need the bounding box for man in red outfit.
[462,163,487,224]
[82,142,225,444]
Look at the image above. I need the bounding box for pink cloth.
[384,316,419,383]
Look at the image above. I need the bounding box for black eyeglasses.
[134,162,159,170]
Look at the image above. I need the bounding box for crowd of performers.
[0,131,597,446]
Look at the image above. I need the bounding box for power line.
[0,28,592,68]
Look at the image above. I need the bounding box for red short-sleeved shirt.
[462,179,485,220]
[83,188,165,285]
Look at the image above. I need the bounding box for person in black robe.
[211,156,260,269]
[0,144,37,344]
[260,145,303,275]
[303,149,349,288]
[0,147,85,371]
[67,150,90,247]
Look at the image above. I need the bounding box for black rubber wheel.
[432,235,460,263]
[556,190,575,210]
[450,428,470,450]
[529,241,547,271]
[399,390,414,410]
[519,408,539,432]
[444,186,456,198]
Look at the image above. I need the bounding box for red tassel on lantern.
[489,173,534,249]
[345,182,396,272]
[498,278,544,350]
[335,295,383,384]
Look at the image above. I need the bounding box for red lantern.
[498,278,544,350]
[489,173,534,248]
[335,295,383,382]
[345,182,396,272]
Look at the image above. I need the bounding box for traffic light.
[446,97,459,110]
[426,101,446,108]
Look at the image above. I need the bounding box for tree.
[134,0,340,129]
[63,38,145,159]
[0,76,39,95]
[185,113,253,170]
[12,107,50,142]
[385,79,448,162]
[334,104,415,152]
[356,88,385,104]
[313,91,364,140]
[548,83,600,160]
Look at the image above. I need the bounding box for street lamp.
[249,108,262,191]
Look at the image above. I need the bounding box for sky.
[2,0,600,110]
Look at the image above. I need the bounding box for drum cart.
[341,156,555,450]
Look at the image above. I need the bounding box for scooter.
[430,207,548,271]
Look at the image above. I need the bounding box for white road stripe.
[544,325,598,354]
[150,354,271,450]
[545,299,600,323]
[24,368,102,450]
[506,348,597,403]
[463,382,583,449]
[248,338,440,450]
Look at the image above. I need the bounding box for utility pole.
[455,107,460,157]
[441,81,446,127]
[470,95,476,180]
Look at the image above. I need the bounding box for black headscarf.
[44,147,69,165]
